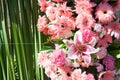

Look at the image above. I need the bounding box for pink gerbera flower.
[44,63,58,78]
[37,15,49,34]
[57,66,72,80]
[107,21,120,39]
[97,34,112,48]
[50,48,66,66]
[38,0,54,12]
[48,16,75,39]
[95,2,115,24]
[46,6,57,21]
[56,2,73,18]
[99,71,115,80]
[72,69,95,80]
[76,13,95,30]
[75,0,96,14]
[38,51,50,67]
[71,69,85,80]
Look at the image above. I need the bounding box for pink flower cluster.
[37,0,120,80]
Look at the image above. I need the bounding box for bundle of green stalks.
[0,0,49,80]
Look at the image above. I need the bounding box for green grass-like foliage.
[0,0,49,80]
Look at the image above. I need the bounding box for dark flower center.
[103,11,107,14]
[61,24,65,28]
[67,72,71,77]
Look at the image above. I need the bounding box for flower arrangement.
[37,0,120,80]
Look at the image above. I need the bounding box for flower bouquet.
[37,0,120,80]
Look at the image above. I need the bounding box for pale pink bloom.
[111,0,120,11]
[63,39,85,59]
[45,64,58,79]
[67,35,99,67]
[67,45,91,68]
[56,2,73,18]
[96,27,107,38]
[95,2,115,24]
[81,54,91,67]
[96,47,107,59]
[67,45,80,59]
[38,0,54,12]
[72,69,95,80]
[79,46,99,67]
[38,51,50,67]
[37,15,48,34]
[97,34,112,48]
[66,30,99,56]
[75,0,96,14]
[99,71,115,80]
[76,13,95,30]
[74,30,83,45]
[99,27,107,38]
[48,16,75,39]
[37,15,47,25]
[95,63,104,72]
[107,21,120,39]
[74,29,98,46]
[71,69,86,80]
[93,23,103,33]
[50,48,66,66]
[63,39,74,48]
[46,6,57,21]
[65,58,73,67]
[83,45,99,54]
[49,66,72,80]
[85,74,95,80]
[103,55,115,70]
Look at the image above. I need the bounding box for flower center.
[103,11,107,14]
[61,24,65,28]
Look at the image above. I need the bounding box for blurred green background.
[0,0,49,80]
